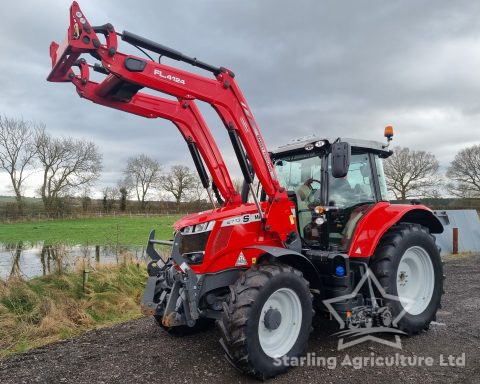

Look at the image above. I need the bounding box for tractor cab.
[271,137,392,252]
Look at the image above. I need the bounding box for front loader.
[48,3,445,379]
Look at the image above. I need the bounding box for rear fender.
[246,245,322,290]
[348,202,443,258]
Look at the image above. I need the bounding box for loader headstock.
[47,1,117,82]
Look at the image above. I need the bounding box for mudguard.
[245,245,323,290]
[348,202,444,258]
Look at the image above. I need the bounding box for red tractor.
[48,3,444,379]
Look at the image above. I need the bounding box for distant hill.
[0,196,42,204]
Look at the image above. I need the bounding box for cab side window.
[329,153,375,208]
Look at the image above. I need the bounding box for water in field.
[0,242,148,280]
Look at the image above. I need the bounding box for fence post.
[452,227,459,254]
[82,269,90,292]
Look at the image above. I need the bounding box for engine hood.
[173,202,268,231]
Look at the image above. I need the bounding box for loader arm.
[47,2,294,240]
[70,60,240,204]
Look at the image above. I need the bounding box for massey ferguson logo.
[221,213,261,227]
[153,69,186,85]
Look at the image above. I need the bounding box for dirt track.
[1,255,479,384]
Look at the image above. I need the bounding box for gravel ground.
[1,254,479,384]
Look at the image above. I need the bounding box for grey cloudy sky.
[1,0,479,197]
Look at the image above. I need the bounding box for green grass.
[0,215,181,246]
[0,263,148,358]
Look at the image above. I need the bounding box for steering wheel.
[305,179,321,204]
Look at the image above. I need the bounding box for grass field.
[0,263,147,357]
[0,215,181,246]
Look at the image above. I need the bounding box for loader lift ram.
[48,2,445,379]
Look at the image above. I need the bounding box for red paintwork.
[173,203,266,231]
[348,202,436,258]
[174,201,293,274]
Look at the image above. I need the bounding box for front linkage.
[141,231,200,328]
[141,230,241,330]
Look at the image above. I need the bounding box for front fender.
[245,245,322,290]
[348,202,443,258]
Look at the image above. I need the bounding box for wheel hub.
[264,308,282,330]
[398,271,409,286]
[396,246,435,315]
[258,287,303,358]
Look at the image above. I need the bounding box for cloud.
[1,0,479,197]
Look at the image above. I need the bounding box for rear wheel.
[370,223,443,334]
[218,262,313,379]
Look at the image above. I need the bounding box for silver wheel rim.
[258,288,302,358]
[396,246,435,315]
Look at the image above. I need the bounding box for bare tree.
[384,146,440,200]
[187,176,207,202]
[123,154,161,210]
[446,144,480,198]
[0,116,37,212]
[160,165,197,210]
[81,187,92,213]
[35,129,102,214]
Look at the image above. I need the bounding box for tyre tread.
[370,222,443,334]
[217,262,312,379]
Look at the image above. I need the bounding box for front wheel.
[370,223,444,334]
[217,262,313,379]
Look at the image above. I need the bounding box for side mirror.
[331,142,351,178]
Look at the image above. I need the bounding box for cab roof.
[271,137,393,158]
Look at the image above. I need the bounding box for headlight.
[184,251,205,265]
[182,225,194,234]
[304,143,314,151]
[194,221,214,233]
[181,220,215,235]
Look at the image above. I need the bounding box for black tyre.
[154,316,214,336]
[218,262,313,379]
[370,223,444,334]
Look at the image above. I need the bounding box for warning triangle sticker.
[235,251,248,266]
